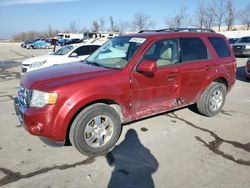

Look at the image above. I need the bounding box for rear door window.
[208,37,231,58]
[180,38,209,62]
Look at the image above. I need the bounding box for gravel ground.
[0,43,249,188]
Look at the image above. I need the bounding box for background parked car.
[25,38,44,49]
[31,39,52,49]
[21,43,101,74]
[22,38,43,48]
[228,38,239,47]
[21,39,32,48]
[57,38,83,46]
[232,36,250,56]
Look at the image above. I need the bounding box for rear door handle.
[205,65,212,70]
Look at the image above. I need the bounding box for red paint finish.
[15,32,236,142]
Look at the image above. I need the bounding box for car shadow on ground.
[236,66,249,83]
[106,129,159,188]
[0,61,21,80]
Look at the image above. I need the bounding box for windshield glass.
[237,37,250,43]
[53,45,74,55]
[86,36,146,69]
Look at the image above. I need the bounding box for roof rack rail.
[139,28,215,33]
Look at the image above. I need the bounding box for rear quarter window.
[180,38,208,62]
[208,37,231,58]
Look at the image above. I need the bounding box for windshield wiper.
[84,60,122,70]
[85,60,105,68]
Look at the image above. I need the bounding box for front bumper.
[233,49,250,56]
[14,97,25,127]
[14,96,65,142]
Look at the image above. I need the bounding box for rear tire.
[69,103,121,156]
[197,82,227,117]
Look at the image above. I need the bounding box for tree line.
[13,0,250,41]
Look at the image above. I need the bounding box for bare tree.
[45,25,58,38]
[79,26,89,33]
[166,7,190,28]
[194,1,215,29]
[116,20,130,34]
[195,2,206,28]
[92,20,100,32]
[204,0,216,29]
[13,31,44,41]
[69,21,78,33]
[99,18,105,32]
[239,3,250,30]
[132,12,154,31]
[225,0,235,31]
[214,0,227,31]
[110,16,115,31]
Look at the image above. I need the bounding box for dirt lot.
[0,43,250,188]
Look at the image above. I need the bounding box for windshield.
[53,45,74,55]
[86,36,146,69]
[237,37,250,43]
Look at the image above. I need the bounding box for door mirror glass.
[136,60,157,74]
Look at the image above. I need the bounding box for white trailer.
[218,30,250,38]
[57,33,84,39]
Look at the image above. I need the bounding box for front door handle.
[167,72,178,81]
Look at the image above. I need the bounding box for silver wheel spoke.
[103,118,111,128]
[94,116,102,126]
[86,134,97,145]
[106,129,112,137]
[97,135,104,146]
[209,89,223,111]
[84,115,114,148]
[85,126,94,133]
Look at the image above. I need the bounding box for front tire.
[69,103,122,156]
[197,82,227,117]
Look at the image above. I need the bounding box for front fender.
[51,85,129,141]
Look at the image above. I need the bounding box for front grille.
[18,86,31,108]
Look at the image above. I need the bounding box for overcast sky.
[0,0,248,39]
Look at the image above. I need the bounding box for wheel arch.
[213,77,229,91]
[196,76,229,103]
[64,99,123,146]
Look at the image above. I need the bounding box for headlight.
[245,45,250,49]
[30,90,58,108]
[30,60,47,68]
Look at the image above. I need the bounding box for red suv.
[14,28,236,156]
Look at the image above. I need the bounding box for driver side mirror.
[136,59,157,74]
[70,52,78,57]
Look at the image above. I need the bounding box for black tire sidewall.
[71,104,121,156]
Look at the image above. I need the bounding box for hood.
[22,55,50,65]
[21,61,118,90]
